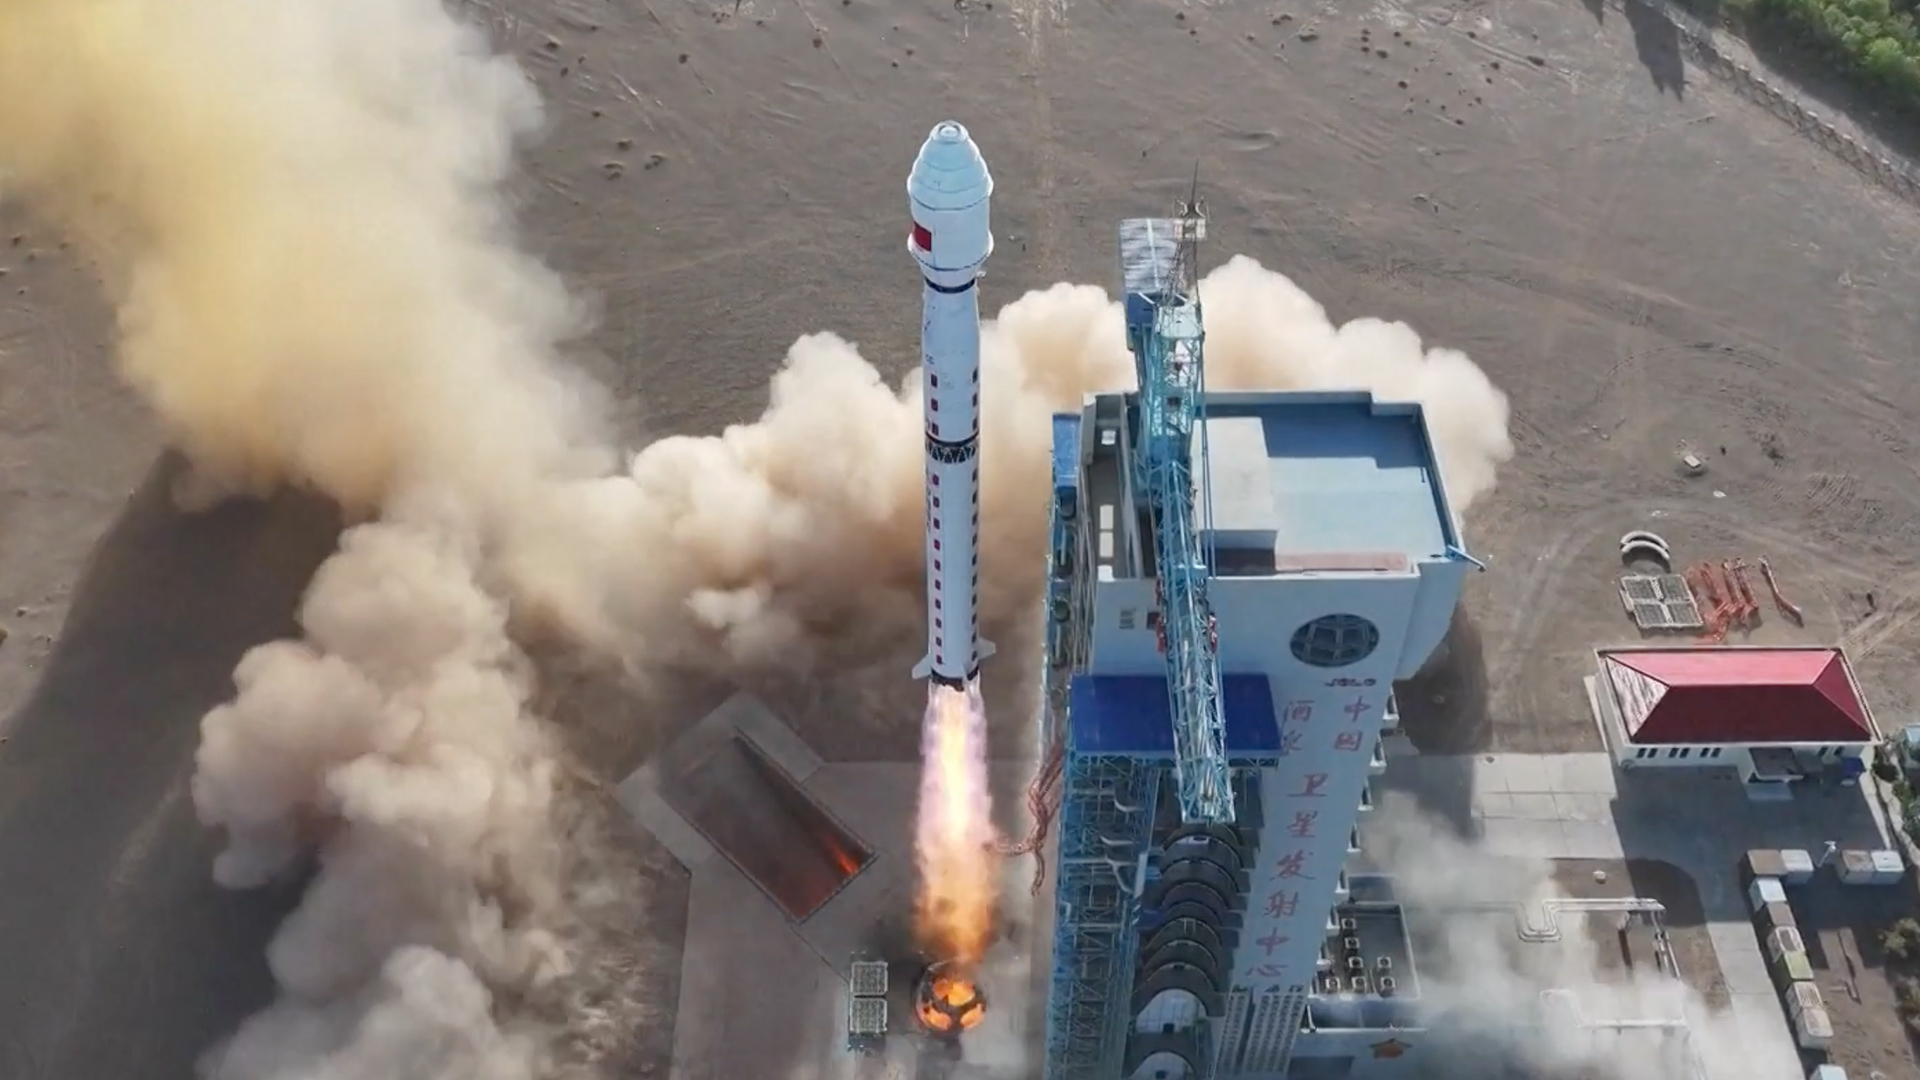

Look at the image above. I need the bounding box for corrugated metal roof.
[1602,647,1876,745]
[1069,674,1279,755]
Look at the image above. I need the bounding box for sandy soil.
[1784,869,1920,1079]
[1555,857,1728,1010]
[3,0,1920,1077]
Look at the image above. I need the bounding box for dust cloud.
[512,259,1515,678]
[0,0,1513,1076]
[1370,801,1800,1080]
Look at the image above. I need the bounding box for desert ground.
[3,0,1920,1077]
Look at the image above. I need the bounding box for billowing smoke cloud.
[512,262,1515,677]
[1370,801,1800,1080]
[0,0,1513,1074]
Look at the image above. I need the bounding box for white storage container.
[1871,849,1905,884]
[1839,850,1877,885]
[1808,1063,1847,1080]
[1784,981,1824,1018]
[1780,848,1815,884]
[1748,876,1786,911]
[1765,926,1805,963]
[1792,1006,1833,1051]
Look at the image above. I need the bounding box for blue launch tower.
[1038,212,1479,1080]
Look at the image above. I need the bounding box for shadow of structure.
[1394,604,1491,756]
[1373,752,1480,844]
[1577,0,1605,24]
[0,453,341,1080]
[1627,0,1688,97]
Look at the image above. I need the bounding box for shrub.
[1899,977,1920,1031]
[1732,0,1920,116]
[1884,917,1920,959]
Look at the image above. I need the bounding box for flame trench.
[915,681,1000,966]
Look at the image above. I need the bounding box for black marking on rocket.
[923,276,977,295]
[926,433,978,463]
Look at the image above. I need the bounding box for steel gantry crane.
[1118,198,1233,825]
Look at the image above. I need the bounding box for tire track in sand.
[1012,0,1067,280]
[1484,502,1889,694]
[1839,568,1920,661]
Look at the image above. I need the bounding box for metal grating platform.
[848,997,888,1036]
[849,960,889,998]
[1618,574,1703,630]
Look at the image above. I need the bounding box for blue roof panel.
[1069,674,1279,755]
[1051,413,1081,494]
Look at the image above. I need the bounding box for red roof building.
[1598,646,1878,747]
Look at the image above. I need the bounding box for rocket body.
[907,122,995,690]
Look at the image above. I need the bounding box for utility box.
[1746,849,1788,881]
[1784,981,1824,1019]
[1791,1006,1833,1051]
[1839,850,1878,885]
[1754,901,1797,935]
[1748,876,1787,911]
[1765,926,1806,963]
[1779,848,1815,885]
[1772,949,1814,990]
[1871,849,1905,884]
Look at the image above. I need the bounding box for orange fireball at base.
[915,960,988,1036]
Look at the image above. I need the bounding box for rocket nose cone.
[908,121,993,211]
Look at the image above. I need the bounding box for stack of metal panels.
[845,958,890,1053]
[1618,573,1704,630]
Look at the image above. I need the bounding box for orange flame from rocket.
[914,681,1000,965]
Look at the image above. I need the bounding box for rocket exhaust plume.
[915,682,1000,966]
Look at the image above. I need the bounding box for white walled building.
[1587,646,1880,793]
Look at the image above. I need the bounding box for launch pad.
[618,692,1047,1080]
[658,723,874,922]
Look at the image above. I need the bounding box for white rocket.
[907,121,995,690]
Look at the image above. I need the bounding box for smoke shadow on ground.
[1626,0,1688,98]
[0,452,340,1080]
[1395,604,1491,756]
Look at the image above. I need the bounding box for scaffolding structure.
[1043,403,1163,1080]
[1120,208,1233,825]
[1044,750,1160,1080]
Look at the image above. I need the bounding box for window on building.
[1703,747,1722,759]
[1635,747,1657,759]
[1667,747,1685,759]
[1288,613,1381,668]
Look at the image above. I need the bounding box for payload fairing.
[907,122,995,690]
